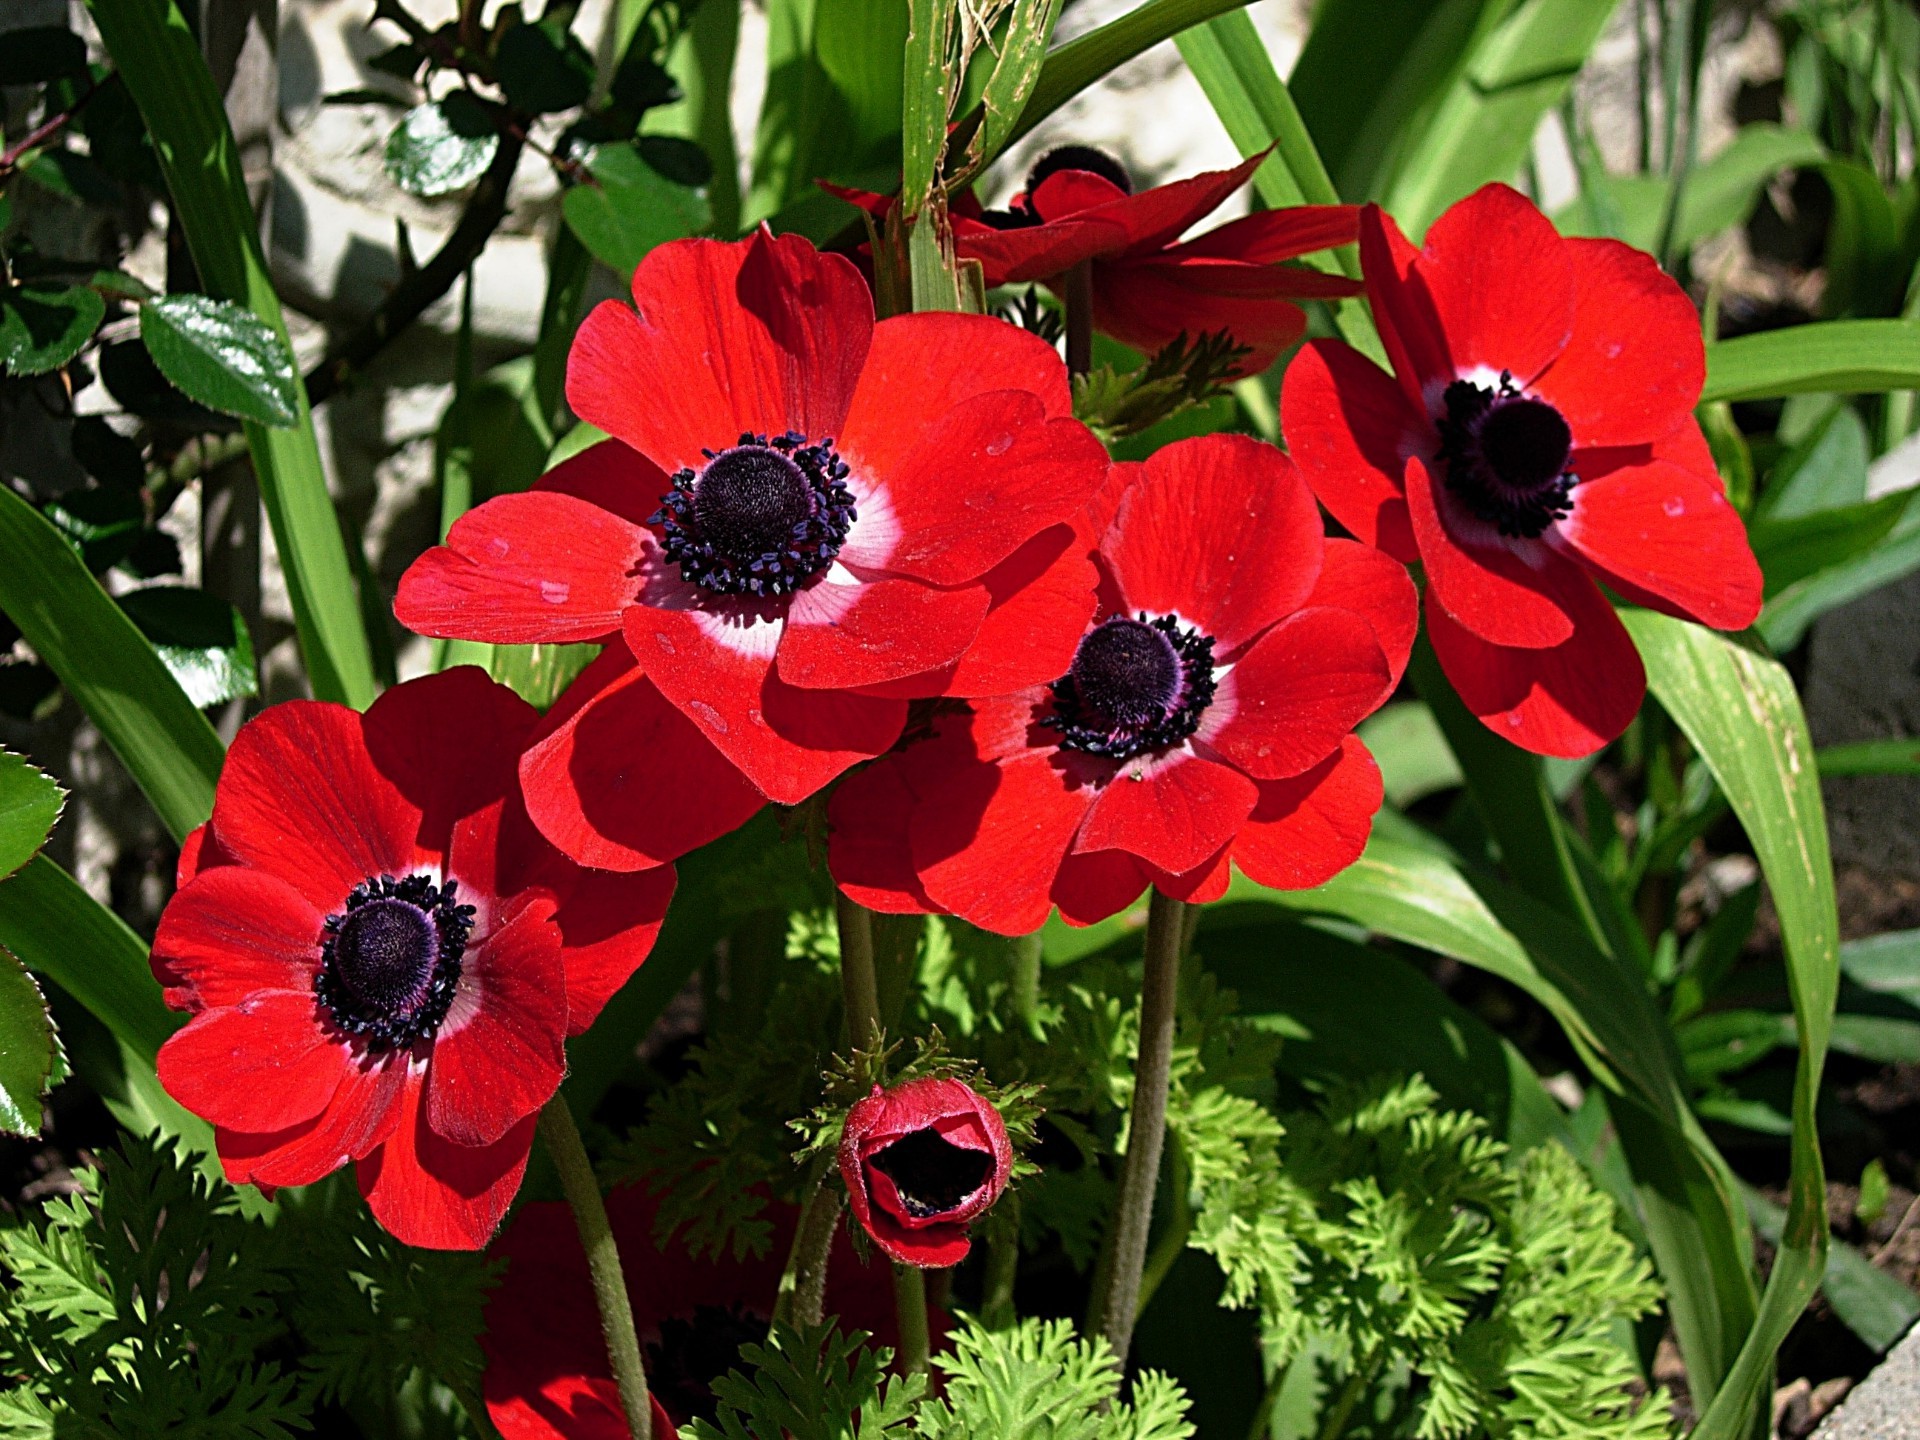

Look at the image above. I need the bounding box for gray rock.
[1814,1320,1920,1439]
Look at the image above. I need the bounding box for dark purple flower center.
[1045,613,1218,761]
[316,874,473,1051]
[1435,373,1577,538]
[868,1128,994,1218]
[981,144,1133,230]
[647,1304,770,1425]
[651,430,855,597]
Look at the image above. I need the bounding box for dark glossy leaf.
[69,415,147,490]
[562,143,710,277]
[322,86,411,108]
[0,283,103,375]
[0,26,89,84]
[0,949,56,1137]
[366,41,426,79]
[72,74,162,188]
[20,146,122,206]
[0,751,64,882]
[495,18,594,114]
[42,486,145,572]
[118,586,259,709]
[139,293,301,428]
[98,338,236,430]
[384,93,501,196]
[610,49,679,112]
[635,134,713,187]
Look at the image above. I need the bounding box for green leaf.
[1743,1184,1919,1355]
[0,485,221,842]
[138,294,300,428]
[0,853,179,1064]
[384,93,501,197]
[0,751,65,881]
[1620,612,1839,1440]
[118,586,259,709]
[1355,701,1462,807]
[1758,504,1920,650]
[494,17,594,114]
[0,283,104,376]
[1839,927,1920,1000]
[1380,0,1620,237]
[562,143,710,278]
[0,26,89,83]
[1702,319,1920,401]
[971,0,1066,175]
[0,947,56,1138]
[1749,488,1918,596]
[87,0,377,708]
[487,642,595,712]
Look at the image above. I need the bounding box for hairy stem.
[835,890,881,1049]
[773,1168,845,1329]
[892,1262,932,1375]
[538,1096,652,1440]
[1133,1131,1191,1318]
[1064,259,1095,377]
[980,1196,1022,1330]
[1092,889,1188,1364]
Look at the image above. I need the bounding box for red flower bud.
[838,1077,1013,1268]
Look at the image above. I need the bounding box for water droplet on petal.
[653,632,675,655]
[985,433,1013,457]
[688,699,727,734]
[539,580,571,605]
[488,538,511,558]
[1662,496,1685,518]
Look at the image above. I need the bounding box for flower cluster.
[150,162,1761,1280]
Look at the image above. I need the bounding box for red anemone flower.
[150,669,673,1250]
[396,229,1108,862]
[484,1188,914,1438]
[839,1077,1013,1268]
[1281,183,1763,757]
[829,148,1360,376]
[828,433,1415,936]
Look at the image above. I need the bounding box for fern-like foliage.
[1186,1076,1673,1440]
[688,1321,924,1440]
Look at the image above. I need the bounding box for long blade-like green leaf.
[0,853,178,1064]
[1702,319,1920,402]
[0,486,221,843]
[86,0,376,709]
[1380,0,1621,237]
[1623,612,1839,1440]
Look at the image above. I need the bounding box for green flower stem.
[892,1262,932,1375]
[448,1376,502,1440]
[538,1096,652,1440]
[773,1168,844,1329]
[835,891,882,1049]
[1133,1131,1191,1318]
[980,1196,1022,1330]
[1012,933,1043,1034]
[1093,889,1188,1363]
[1064,260,1096,378]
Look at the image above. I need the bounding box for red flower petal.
[1306,538,1419,696]
[1152,846,1233,904]
[359,1073,536,1250]
[838,312,1073,486]
[1073,752,1259,877]
[960,215,1119,287]
[395,492,651,645]
[1358,204,1452,410]
[840,1078,1012,1267]
[1405,456,1578,649]
[1202,607,1392,780]
[208,701,422,912]
[520,648,765,871]
[428,894,568,1147]
[1051,849,1149,926]
[1425,581,1646,757]
[1088,259,1314,377]
[1536,237,1704,448]
[566,230,872,475]
[1411,182,1575,388]
[840,391,1107,587]
[828,758,939,915]
[151,866,327,1011]
[1168,204,1359,263]
[549,865,676,1037]
[363,668,538,856]
[1281,339,1422,561]
[625,607,905,804]
[158,993,349,1133]
[913,749,1093,937]
[532,437,672,527]
[1103,433,1324,653]
[778,574,992,690]
[217,1057,410,1190]
[1069,151,1266,254]
[1554,460,1762,630]
[1229,735,1383,890]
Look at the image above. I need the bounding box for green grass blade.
[1621,611,1840,1440]
[0,486,221,843]
[86,0,376,709]
[1703,319,1920,401]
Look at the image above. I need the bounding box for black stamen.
[1045,613,1217,761]
[316,874,472,1051]
[650,431,855,597]
[1434,372,1577,538]
[1026,144,1133,197]
[868,1129,995,1219]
